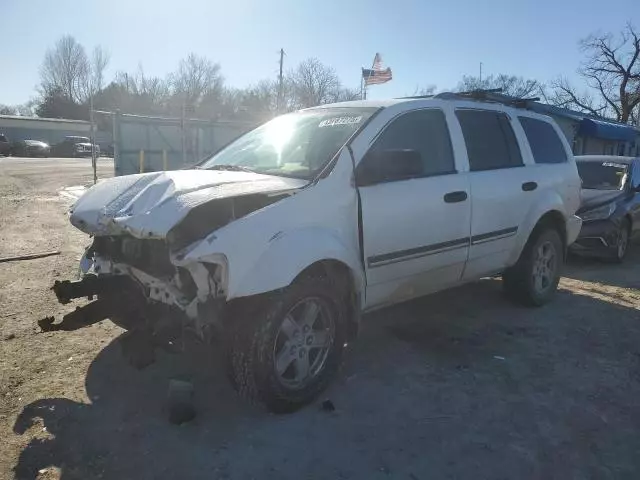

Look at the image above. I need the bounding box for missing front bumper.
[52,275,123,304]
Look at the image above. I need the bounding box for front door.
[357,108,471,309]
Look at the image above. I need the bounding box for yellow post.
[163,150,168,171]
[139,150,144,173]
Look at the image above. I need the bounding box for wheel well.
[293,260,360,340]
[294,259,350,283]
[533,210,566,247]
[624,214,633,231]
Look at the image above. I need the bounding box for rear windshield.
[577,161,628,190]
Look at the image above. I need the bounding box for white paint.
[69,169,306,237]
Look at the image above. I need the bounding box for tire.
[226,276,348,413]
[503,228,563,307]
[611,219,630,264]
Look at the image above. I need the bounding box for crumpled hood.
[69,169,307,238]
[578,189,625,212]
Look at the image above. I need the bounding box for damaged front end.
[49,169,305,345]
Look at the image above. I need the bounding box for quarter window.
[456,110,523,171]
[518,117,568,164]
[370,109,455,177]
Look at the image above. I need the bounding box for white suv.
[58,93,582,412]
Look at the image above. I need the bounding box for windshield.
[577,161,628,190]
[199,108,376,179]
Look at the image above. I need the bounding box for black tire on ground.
[611,218,631,264]
[225,276,348,413]
[503,228,563,307]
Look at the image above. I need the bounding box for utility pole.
[90,88,97,185]
[277,48,284,114]
[479,62,483,83]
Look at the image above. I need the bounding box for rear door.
[357,107,471,308]
[455,108,536,279]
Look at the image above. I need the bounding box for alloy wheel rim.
[532,240,557,294]
[273,297,335,389]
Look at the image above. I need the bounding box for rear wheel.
[226,276,347,413]
[503,228,563,307]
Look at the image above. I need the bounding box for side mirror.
[356,149,423,187]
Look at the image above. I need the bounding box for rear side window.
[519,117,567,164]
[456,110,523,171]
[371,109,455,176]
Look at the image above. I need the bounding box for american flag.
[362,53,392,86]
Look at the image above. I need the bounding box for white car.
[54,93,582,412]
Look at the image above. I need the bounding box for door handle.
[443,191,468,203]
[522,182,538,192]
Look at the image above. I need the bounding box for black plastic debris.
[320,399,335,412]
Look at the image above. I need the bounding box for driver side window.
[370,109,456,177]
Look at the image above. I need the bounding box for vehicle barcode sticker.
[319,116,363,127]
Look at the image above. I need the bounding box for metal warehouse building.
[532,103,640,157]
[0,115,92,145]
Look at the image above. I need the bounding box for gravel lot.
[1,156,639,480]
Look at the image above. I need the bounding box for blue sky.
[1,0,637,105]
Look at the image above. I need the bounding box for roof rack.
[433,89,541,109]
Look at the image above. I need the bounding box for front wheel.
[503,228,563,307]
[612,219,630,264]
[226,276,347,413]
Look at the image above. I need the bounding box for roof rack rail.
[395,94,436,100]
[433,89,540,109]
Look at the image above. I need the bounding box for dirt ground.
[1,157,639,480]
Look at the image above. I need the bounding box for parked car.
[10,139,50,157]
[570,155,640,262]
[52,93,582,412]
[51,136,100,158]
[0,133,10,156]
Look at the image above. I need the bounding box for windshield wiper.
[200,164,255,172]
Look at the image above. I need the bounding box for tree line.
[1,22,638,125]
[1,36,359,123]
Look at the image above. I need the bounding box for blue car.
[571,155,640,262]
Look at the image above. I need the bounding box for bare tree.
[110,66,170,114]
[40,35,90,103]
[289,58,341,108]
[456,74,544,98]
[549,23,640,123]
[410,85,437,96]
[170,54,224,114]
[91,46,110,93]
[0,105,17,115]
[334,87,361,102]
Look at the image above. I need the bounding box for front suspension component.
[51,275,122,304]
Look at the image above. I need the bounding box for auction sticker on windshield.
[602,162,627,169]
[319,116,363,127]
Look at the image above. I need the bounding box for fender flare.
[228,227,364,299]
[507,193,568,266]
